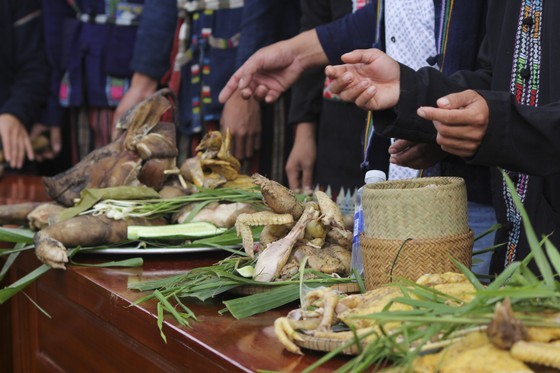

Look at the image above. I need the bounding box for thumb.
[436,90,477,109]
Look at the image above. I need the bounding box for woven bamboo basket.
[361,231,473,289]
[294,333,367,355]
[362,177,469,239]
[359,177,472,290]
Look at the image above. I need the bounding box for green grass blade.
[22,291,52,319]
[156,302,167,343]
[0,227,34,244]
[70,257,143,267]
[0,251,20,282]
[543,237,560,277]
[223,284,300,319]
[0,264,50,304]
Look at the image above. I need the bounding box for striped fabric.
[502,0,543,266]
[70,107,115,165]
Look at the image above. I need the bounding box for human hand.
[285,122,316,193]
[389,139,446,170]
[112,73,158,141]
[417,89,489,158]
[219,41,304,104]
[220,91,261,159]
[30,123,62,161]
[0,114,33,168]
[324,49,400,111]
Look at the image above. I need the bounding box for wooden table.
[1,173,351,372]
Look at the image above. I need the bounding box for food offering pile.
[0,89,262,270]
[0,90,357,318]
[271,172,560,373]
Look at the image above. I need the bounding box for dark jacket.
[375,0,560,274]
[0,0,49,127]
[131,0,299,136]
[314,1,491,204]
[42,0,144,126]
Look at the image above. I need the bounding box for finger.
[324,65,346,80]
[301,166,314,192]
[388,139,414,154]
[417,106,471,126]
[51,128,62,154]
[218,74,242,103]
[433,120,484,143]
[436,90,477,110]
[390,154,424,170]
[435,132,478,157]
[325,69,354,93]
[389,146,416,164]
[265,90,282,103]
[24,136,34,163]
[2,136,12,165]
[353,84,377,109]
[341,48,382,65]
[255,85,269,101]
[286,167,301,192]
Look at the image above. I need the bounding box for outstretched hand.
[219,29,330,104]
[219,43,304,104]
[324,49,401,111]
[417,89,489,158]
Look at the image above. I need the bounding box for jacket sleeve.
[315,3,377,65]
[375,32,560,176]
[130,0,177,80]
[288,0,347,126]
[0,0,49,127]
[235,0,300,68]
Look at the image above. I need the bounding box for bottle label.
[352,210,364,245]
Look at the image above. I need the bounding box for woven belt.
[78,13,140,26]
[178,0,244,12]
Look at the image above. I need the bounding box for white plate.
[83,245,238,254]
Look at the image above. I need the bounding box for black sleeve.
[288,0,353,126]
[0,0,49,126]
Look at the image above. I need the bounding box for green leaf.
[156,302,167,343]
[223,284,301,319]
[70,257,144,267]
[0,251,20,282]
[0,264,51,304]
[543,237,560,277]
[22,291,52,319]
[0,227,34,244]
[58,186,160,221]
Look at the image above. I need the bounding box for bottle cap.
[364,170,386,184]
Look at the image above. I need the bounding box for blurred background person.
[114,0,300,181]
[41,0,145,166]
[0,0,49,171]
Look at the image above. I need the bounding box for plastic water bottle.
[351,170,387,276]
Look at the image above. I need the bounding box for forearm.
[316,3,376,65]
[291,29,330,71]
[130,0,177,79]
